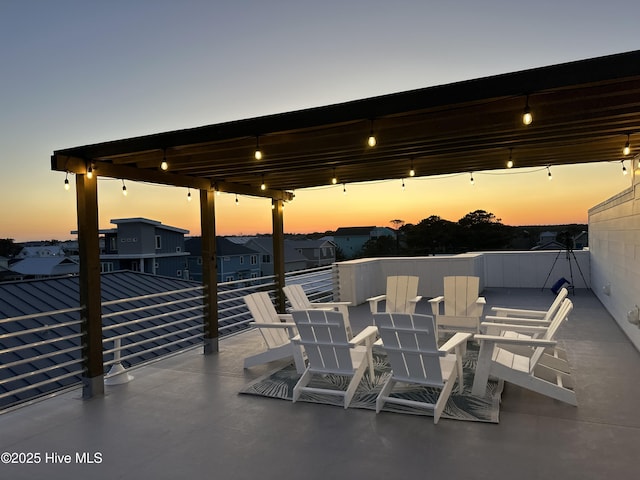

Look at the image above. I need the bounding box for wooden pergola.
[51,50,640,398]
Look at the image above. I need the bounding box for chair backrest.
[282,284,312,310]
[244,292,291,349]
[543,287,569,321]
[374,312,444,387]
[529,298,573,372]
[385,276,419,313]
[291,310,353,374]
[443,276,480,316]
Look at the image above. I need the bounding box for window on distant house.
[155,235,161,249]
[251,273,258,278]
[197,257,202,265]
[100,262,113,273]
[250,255,257,265]
[110,237,117,251]
[176,270,182,277]
[262,254,271,263]
[225,275,234,282]
[240,256,244,264]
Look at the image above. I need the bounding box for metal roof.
[51,50,640,200]
[0,271,206,409]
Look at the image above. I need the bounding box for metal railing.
[0,265,335,410]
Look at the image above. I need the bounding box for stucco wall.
[588,165,640,352]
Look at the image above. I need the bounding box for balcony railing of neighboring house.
[0,265,335,411]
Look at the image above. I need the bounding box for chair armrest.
[477,297,486,305]
[277,313,293,322]
[428,296,444,315]
[410,296,423,304]
[483,315,550,325]
[490,306,547,318]
[474,334,557,347]
[480,322,549,334]
[350,326,379,346]
[250,321,297,329]
[439,332,472,353]
[367,295,387,313]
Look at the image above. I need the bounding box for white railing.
[0,265,336,410]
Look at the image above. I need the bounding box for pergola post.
[76,173,104,399]
[200,188,219,354]
[272,198,286,312]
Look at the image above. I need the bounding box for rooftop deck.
[1,288,638,480]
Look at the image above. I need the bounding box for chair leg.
[344,362,367,409]
[376,376,395,413]
[434,371,457,424]
[293,369,312,403]
[471,341,494,397]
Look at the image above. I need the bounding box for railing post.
[104,338,134,385]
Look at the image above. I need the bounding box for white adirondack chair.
[487,287,569,326]
[291,309,378,409]
[373,312,471,424]
[471,298,576,405]
[282,284,353,337]
[429,276,486,335]
[367,275,422,314]
[243,292,306,374]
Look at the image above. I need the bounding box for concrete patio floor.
[1,288,639,480]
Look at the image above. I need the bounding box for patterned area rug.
[240,345,503,423]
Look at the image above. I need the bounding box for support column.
[272,198,286,312]
[200,188,219,354]
[76,172,104,399]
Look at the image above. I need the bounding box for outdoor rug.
[239,344,503,423]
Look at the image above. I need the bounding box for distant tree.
[457,210,514,250]
[360,235,397,257]
[405,215,460,254]
[0,238,21,258]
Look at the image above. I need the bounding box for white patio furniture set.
[243,276,576,423]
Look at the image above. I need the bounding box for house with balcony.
[185,236,261,282]
[287,238,336,268]
[96,218,190,278]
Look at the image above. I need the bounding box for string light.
[469,173,475,185]
[331,168,338,185]
[623,134,631,156]
[367,120,376,147]
[343,183,347,195]
[260,174,266,191]
[547,166,553,180]
[160,149,168,171]
[86,164,93,179]
[187,188,192,201]
[622,160,628,176]
[522,95,533,125]
[409,159,415,177]
[64,172,70,191]
[254,136,262,160]
[235,194,239,205]
[401,178,405,191]
[507,148,514,168]
[121,180,128,196]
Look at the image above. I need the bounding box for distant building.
[333,226,397,259]
[83,218,190,278]
[243,237,310,276]
[287,239,336,268]
[9,256,79,279]
[185,237,261,283]
[16,245,66,258]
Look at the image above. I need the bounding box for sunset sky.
[1,1,638,242]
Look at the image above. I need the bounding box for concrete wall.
[334,251,589,306]
[588,164,640,352]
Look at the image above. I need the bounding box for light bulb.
[187,189,192,201]
[87,165,93,179]
[367,134,376,147]
[64,173,70,191]
[343,184,347,195]
[122,185,128,196]
[409,168,415,177]
[261,183,266,191]
[506,160,514,168]
[547,167,553,180]
[235,194,239,205]
[254,149,262,160]
[401,179,405,191]
[470,173,475,185]
[160,160,168,171]
[622,161,628,176]
[623,135,631,156]
[522,96,533,125]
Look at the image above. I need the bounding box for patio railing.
[0,265,335,411]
